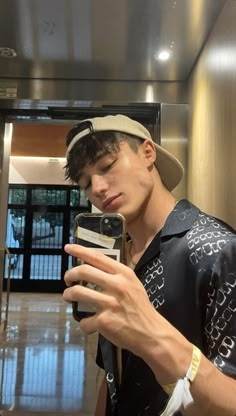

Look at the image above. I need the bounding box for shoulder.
[188,212,235,267]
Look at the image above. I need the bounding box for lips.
[102,194,121,210]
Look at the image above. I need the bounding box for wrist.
[162,344,202,395]
[160,345,202,416]
[140,325,193,385]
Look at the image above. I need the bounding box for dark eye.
[102,160,116,172]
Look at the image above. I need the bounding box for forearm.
[182,354,236,415]
[141,325,236,415]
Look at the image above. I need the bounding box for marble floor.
[0,292,102,415]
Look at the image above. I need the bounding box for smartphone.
[72,212,126,321]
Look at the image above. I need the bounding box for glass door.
[4,185,90,292]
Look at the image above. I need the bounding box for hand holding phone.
[72,212,126,321]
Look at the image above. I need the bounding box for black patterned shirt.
[97,199,236,415]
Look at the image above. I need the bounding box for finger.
[64,263,119,291]
[79,314,99,334]
[63,282,110,308]
[64,243,127,274]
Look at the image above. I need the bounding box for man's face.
[78,141,155,224]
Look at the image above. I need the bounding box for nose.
[91,175,108,196]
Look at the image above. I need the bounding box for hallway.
[0,292,101,415]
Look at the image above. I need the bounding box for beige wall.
[160,104,188,201]
[188,0,236,228]
[9,157,68,185]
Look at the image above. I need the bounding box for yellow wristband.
[162,344,201,396]
[188,344,202,382]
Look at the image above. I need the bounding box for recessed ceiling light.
[0,47,17,58]
[154,50,171,61]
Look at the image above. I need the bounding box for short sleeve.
[204,238,236,378]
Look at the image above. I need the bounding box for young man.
[63,114,236,416]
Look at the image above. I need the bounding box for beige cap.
[66,114,184,191]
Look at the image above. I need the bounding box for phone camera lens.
[101,216,122,237]
[112,218,121,227]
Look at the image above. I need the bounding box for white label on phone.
[77,226,116,249]
[93,248,121,262]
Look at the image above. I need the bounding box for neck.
[127,184,178,255]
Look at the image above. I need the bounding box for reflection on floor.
[0,293,102,415]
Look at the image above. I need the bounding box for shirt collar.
[161,199,200,238]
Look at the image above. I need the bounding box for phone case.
[72,212,126,321]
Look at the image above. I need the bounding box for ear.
[141,139,156,167]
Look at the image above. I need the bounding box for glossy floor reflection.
[0,293,102,415]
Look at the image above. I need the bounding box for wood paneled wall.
[11,124,74,157]
[188,0,236,228]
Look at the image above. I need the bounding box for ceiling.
[0,0,227,83]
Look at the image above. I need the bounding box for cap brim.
[154,144,184,191]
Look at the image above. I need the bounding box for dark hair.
[64,130,143,184]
